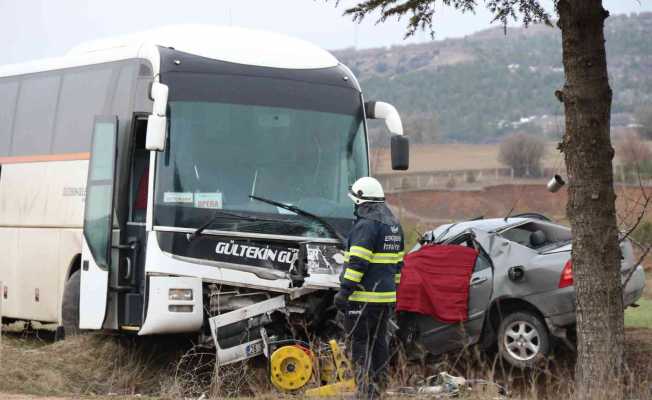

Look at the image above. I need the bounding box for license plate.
[245,341,264,357]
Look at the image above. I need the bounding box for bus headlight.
[169,305,194,313]
[169,288,193,301]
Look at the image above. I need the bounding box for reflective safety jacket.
[340,214,405,303]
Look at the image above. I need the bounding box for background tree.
[615,132,652,183]
[369,111,439,147]
[635,106,652,140]
[337,1,625,398]
[498,132,545,177]
[404,112,439,144]
[616,132,651,169]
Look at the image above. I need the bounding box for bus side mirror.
[146,82,169,151]
[365,101,410,170]
[365,101,403,135]
[146,115,167,151]
[391,134,409,171]
[149,82,169,116]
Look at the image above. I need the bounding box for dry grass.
[1,328,650,399]
[372,141,652,175]
[0,395,158,400]
[387,344,573,399]
[167,347,274,398]
[386,330,652,400]
[0,333,186,397]
[0,332,284,399]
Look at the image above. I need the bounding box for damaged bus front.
[140,48,408,364]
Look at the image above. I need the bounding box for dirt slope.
[387,184,652,225]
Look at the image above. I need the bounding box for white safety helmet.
[348,177,385,205]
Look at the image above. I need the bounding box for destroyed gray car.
[397,215,646,368]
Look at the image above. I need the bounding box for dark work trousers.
[344,303,392,399]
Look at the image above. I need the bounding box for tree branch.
[618,161,651,290]
[340,0,552,38]
[619,161,651,243]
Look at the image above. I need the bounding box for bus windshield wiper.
[249,195,345,246]
[188,210,284,242]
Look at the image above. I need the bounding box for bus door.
[79,116,119,329]
[116,116,150,329]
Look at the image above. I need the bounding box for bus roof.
[0,25,340,78]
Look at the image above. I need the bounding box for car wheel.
[61,270,81,337]
[497,311,550,369]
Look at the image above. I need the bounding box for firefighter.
[334,176,404,399]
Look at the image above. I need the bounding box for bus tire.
[62,270,81,337]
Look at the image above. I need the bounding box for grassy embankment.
[626,298,652,328]
[625,274,652,329]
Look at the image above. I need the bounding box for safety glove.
[334,288,353,311]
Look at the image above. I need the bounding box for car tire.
[61,270,81,337]
[497,311,550,369]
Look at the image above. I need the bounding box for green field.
[625,298,652,328]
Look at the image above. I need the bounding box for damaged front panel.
[209,295,286,365]
[149,231,345,292]
[303,243,346,289]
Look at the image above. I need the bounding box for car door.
[463,244,493,343]
[446,232,494,345]
[410,231,494,356]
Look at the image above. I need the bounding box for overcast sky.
[1,0,650,65]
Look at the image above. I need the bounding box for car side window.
[474,253,492,272]
[449,234,492,272]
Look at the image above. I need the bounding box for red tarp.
[397,244,478,323]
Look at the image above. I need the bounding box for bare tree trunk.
[557,1,624,399]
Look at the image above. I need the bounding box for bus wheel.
[62,270,81,337]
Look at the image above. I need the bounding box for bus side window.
[131,118,149,222]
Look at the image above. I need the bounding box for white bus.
[0,26,408,363]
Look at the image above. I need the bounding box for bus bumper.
[138,275,203,335]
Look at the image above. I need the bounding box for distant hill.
[333,13,652,145]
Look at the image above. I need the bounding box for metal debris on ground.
[387,372,509,398]
[182,395,206,400]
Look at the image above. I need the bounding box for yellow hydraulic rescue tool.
[305,340,356,397]
[269,340,356,396]
[270,344,314,391]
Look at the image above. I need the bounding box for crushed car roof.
[428,217,529,241]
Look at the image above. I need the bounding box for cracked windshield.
[154,76,368,238]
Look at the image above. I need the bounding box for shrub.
[615,132,652,182]
[632,221,652,247]
[635,106,652,140]
[498,133,546,178]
